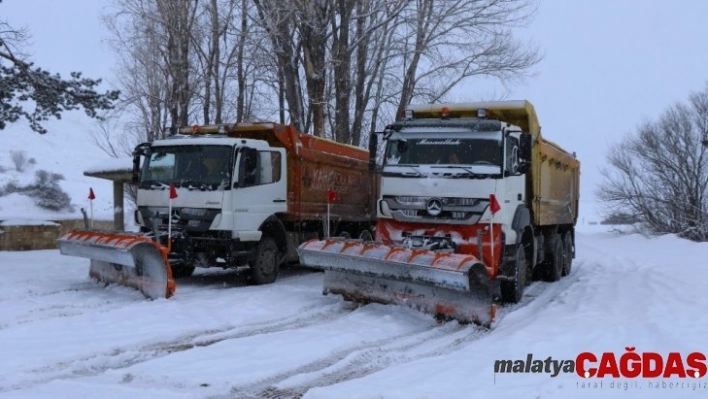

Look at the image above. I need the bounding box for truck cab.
[130,122,376,285]
[133,130,288,279]
[376,107,530,265]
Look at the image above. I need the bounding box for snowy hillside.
[0,116,118,223]
[0,226,706,398]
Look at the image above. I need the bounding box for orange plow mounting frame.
[57,230,175,299]
[297,238,497,327]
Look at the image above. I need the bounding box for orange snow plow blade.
[57,230,175,299]
[297,239,496,327]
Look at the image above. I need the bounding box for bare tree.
[191,0,249,124]
[155,0,199,127]
[331,0,407,144]
[102,0,540,150]
[260,0,540,145]
[393,0,541,118]
[253,0,307,131]
[89,112,137,158]
[234,0,250,122]
[105,0,202,142]
[598,84,708,242]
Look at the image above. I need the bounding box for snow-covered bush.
[10,150,29,172]
[0,180,21,196]
[32,170,65,187]
[26,170,73,211]
[30,186,73,211]
[0,170,74,212]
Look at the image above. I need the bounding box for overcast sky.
[4,0,708,214]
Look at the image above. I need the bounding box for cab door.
[230,147,287,237]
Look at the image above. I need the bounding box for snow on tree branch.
[0,19,120,134]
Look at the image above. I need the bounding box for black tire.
[250,236,279,285]
[170,264,196,279]
[543,234,563,282]
[500,244,528,303]
[562,233,573,276]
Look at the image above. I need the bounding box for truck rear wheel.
[562,233,573,276]
[500,244,527,303]
[543,234,563,282]
[250,236,279,285]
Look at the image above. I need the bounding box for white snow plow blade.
[298,239,496,327]
[57,230,175,299]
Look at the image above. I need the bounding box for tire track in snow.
[0,268,318,330]
[0,302,354,394]
[219,262,586,399]
[149,302,353,354]
[0,283,139,331]
[493,258,586,326]
[219,321,479,399]
[0,281,108,304]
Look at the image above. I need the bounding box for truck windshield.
[385,138,501,166]
[140,145,233,190]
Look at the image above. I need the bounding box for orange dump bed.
[228,123,377,224]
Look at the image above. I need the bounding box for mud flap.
[57,230,175,299]
[298,239,496,327]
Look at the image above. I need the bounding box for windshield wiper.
[384,164,423,177]
[140,180,168,189]
[178,180,213,191]
[430,165,480,178]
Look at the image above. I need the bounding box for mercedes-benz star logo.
[426,198,443,216]
[171,209,181,222]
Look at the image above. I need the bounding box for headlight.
[454,198,479,206]
[211,213,222,228]
[379,200,392,217]
[395,196,426,205]
[134,209,144,225]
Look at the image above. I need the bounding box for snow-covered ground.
[0,224,706,399]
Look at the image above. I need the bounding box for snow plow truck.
[58,123,377,299]
[298,100,580,327]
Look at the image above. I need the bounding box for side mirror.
[518,133,532,174]
[131,155,141,184]
[131,142,151,184]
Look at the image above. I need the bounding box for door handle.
[273,199,286,203]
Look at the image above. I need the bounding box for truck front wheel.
[500,244,527,303]
[250,236,279,285]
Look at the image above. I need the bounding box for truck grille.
[383,195,489,225]
[138,206,219,233]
